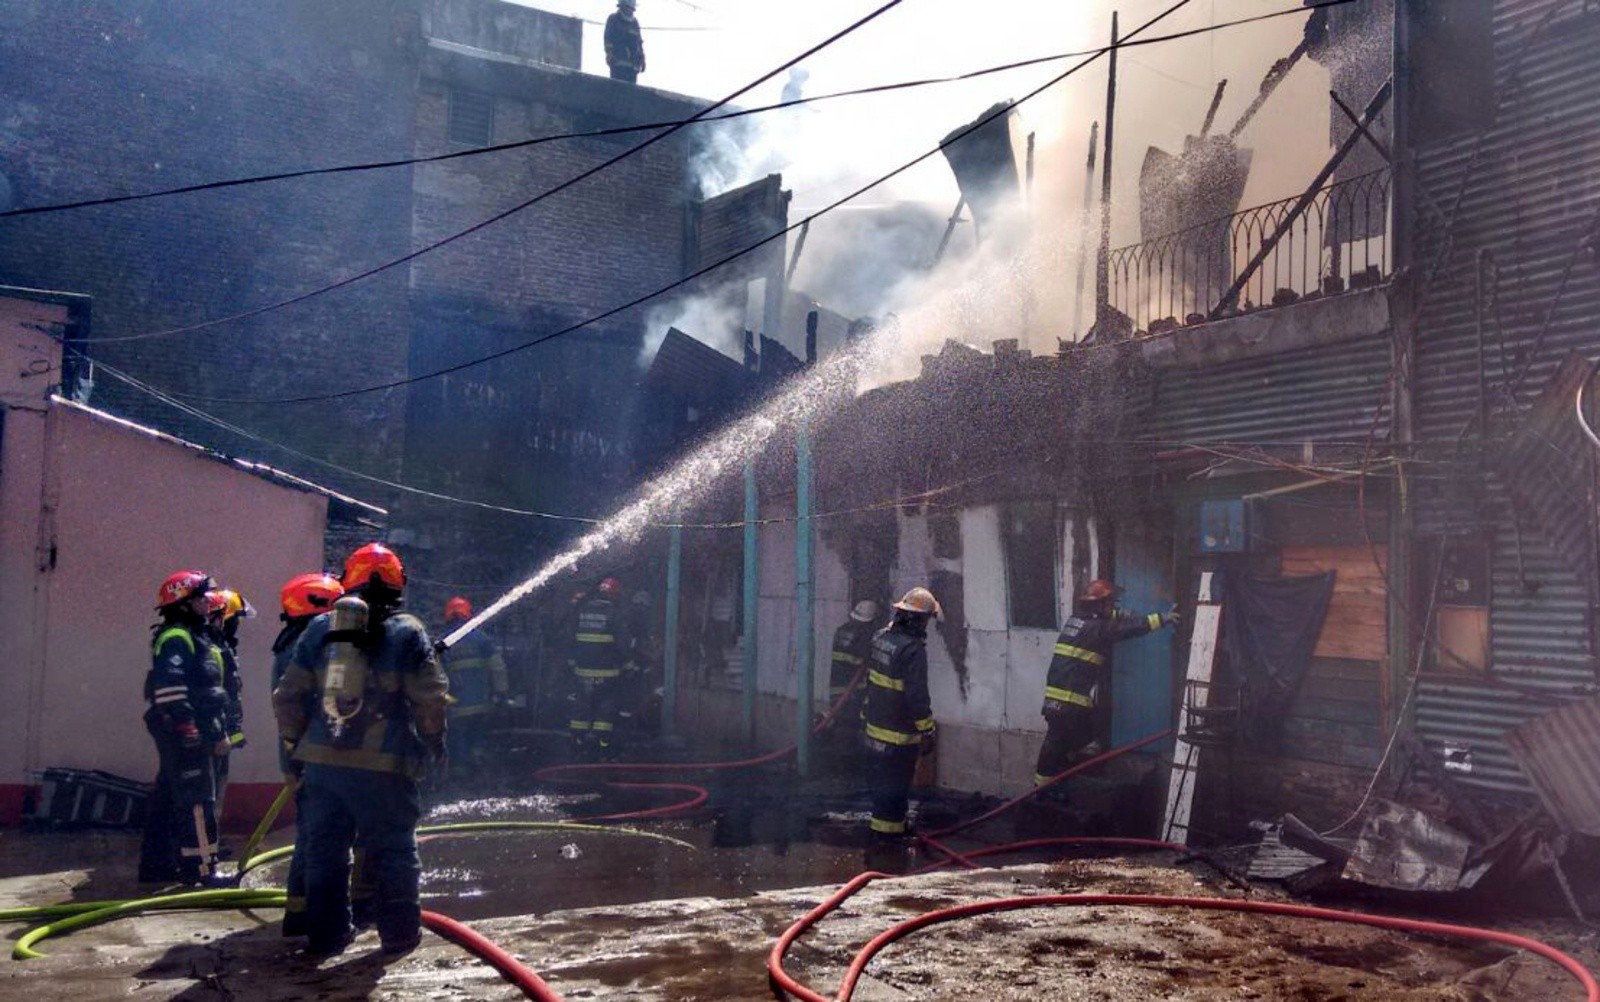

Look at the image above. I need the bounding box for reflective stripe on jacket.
[1042,611,1162,709]
[444,629,508,717]
[145,623,227,741]
[861,626,933,746]
[828,620,875,697]
[570,598,627,673]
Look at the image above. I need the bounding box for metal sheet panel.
[1505,694,1600,836]
[1411,1,1600,793]
[1147,333,1391,446]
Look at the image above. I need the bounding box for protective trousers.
[137,719,218,882]
[1034,702,1096,786]
[568,676,619,759]
[299,763,422,953]
[866,740,921,837]
[283,783,372,937]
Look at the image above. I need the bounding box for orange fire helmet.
[445,596,473,622]
[892,587,942,619]
[598,577,622,597]
[157,570,212,609]
[1082,579,1122,603]
[343,542,405,592]
[281,573,345,619]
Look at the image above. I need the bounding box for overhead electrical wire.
[62,0,909,346]
[156,0,1356,404]
[5,1,1354,227]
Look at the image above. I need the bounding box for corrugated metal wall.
[1411,0,1600,793]
[1147,333,1392,446]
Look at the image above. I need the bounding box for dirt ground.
[2,823,1596,1001]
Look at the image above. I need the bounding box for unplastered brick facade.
[0,0,582,495]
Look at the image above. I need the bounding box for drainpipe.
[795,417,815,778]
[742,462,759,743]
[663,522,682,739]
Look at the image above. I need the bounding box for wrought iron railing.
[1107,169,1391,333]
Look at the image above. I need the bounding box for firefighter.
[861,588,940,840]
[568,577,630,760]
[270,572,344,939]
[1033,578,1177,788]
[822,600,879,771]
[138,570,230,885]
[440,596,509,774]
[204,587,252,826]
[273,543,449,957]
[604,0,645,83]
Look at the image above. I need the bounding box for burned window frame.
[1001,500,1059,630]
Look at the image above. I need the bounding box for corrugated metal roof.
[1146,331,1391,446]
[1411,0,1600,794]
[1505,694,1600,835]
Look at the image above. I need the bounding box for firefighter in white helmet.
[860,588,940,839]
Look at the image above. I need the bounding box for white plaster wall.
[752,501,849,709]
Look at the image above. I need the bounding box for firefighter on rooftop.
[441,595,509,775]
[861,588,939,839]
[604,0,645,83]
[1034,578,1177,790]
[568,577,631,761]
[139,570,230,886]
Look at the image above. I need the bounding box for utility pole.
[1095,11,1120,322]
[1073,121,1100,337]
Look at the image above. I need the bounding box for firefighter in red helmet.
[440,596,509,776]
[568,577,631,760]
[139,570,230,885]
[1033,579,1177,791]
[273,542,449,956]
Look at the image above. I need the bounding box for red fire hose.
[767,861,1600,1002]
[421,910,566,1002]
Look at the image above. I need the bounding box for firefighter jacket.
[604,11,645,73]
[443,628,508,718]
[1043,610,1165,710]
[828,620,875,700]
[270,618,314,774]
[570,597,628,678]
[273,609,449,779]
[145,621,228,744]
[216,637,246,748]
[861,625,935,747]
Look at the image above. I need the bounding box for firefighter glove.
[175,721,202,750]
[212,738,233,757]
[1162,610,1181,627]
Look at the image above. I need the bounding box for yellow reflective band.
[915,717,935,732]
[574,667,622,679]
[832,652,862,664]
[568,720,592,730]
[1053,643,1105,666]
[228,733,246,747]
[153,627,196,656]
[591,721,615,732]
[1147,613,1163,630]
[576,633,616,643]
[1034,773,1054,787]
[870,817,907,834]
[1044,686,1094,708]
[864,723,920,746]
[868,669,904,691]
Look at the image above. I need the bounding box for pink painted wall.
[0,290,332,826]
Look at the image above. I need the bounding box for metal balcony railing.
[1107,169,1392,333]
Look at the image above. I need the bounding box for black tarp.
[1220,569,1337,750]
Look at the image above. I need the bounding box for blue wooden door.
[1111,523,1175,746]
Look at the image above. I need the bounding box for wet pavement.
[3,765,1598,1000]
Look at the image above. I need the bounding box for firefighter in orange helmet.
[440,596,509,775]
[272,543,449,956]
[1033,578,1177,791]
[139,570,230,885]
[203,587,253,829]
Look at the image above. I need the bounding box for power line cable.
[4,3,1350,226]
[167,0,1355,404]
[52,0,908,346]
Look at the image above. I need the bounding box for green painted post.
[663,524,682,738]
